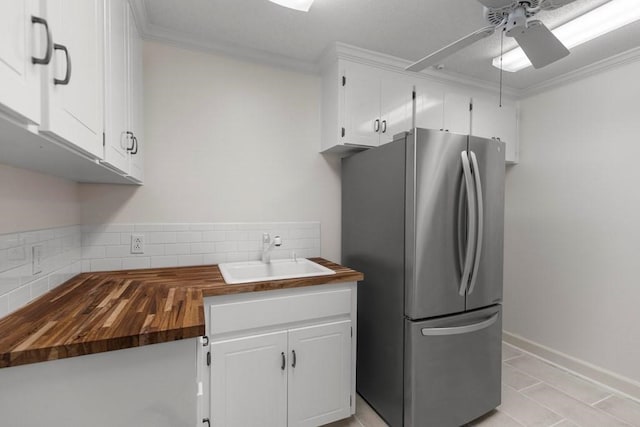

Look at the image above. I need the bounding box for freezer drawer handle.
[459,151,477,296]
[420,313,498,336]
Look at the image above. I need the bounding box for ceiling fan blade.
[540,0,576,10]
[513,20,569,69]
[406,26,495,72]
[475,0,515,8]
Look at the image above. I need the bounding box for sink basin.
[218,258,336,284]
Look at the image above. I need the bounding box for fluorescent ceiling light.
[493,0,640,72]
[268,0,314,12]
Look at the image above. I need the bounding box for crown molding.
[319,43,520,98]
[519,45,640,98]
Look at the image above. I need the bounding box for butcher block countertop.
[0,258,362,369]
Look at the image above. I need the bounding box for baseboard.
[503,331,640,402]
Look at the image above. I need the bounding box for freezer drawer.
[404,305,502,427]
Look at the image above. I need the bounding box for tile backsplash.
[0,226,81,318]
[0,221,321,318]
[81,222,321,272]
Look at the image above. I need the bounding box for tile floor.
[325,342,640,427]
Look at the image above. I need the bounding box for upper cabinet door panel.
[471,96,518,163]
[343,68,381,147]
[0,0,42,124]
[127,3,144,182]
[41,0,103,159]
[102,0,129,173]
[414,82,444,131]
[380,77,413,145]
[443,92,471,135]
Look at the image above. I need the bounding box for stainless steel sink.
[218,258,336,284]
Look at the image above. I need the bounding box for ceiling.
[134,0,640,92]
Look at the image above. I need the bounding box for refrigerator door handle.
[459,151,476,296]
[468,151,484,295]
[420,312,499,336]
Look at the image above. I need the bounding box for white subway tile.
[8,285,31,312]
[165,243,191,255]
[213,223,238,231]
[0,273,21,295]
[122,257,151,270]
[30,276,50,300]
[203,253,227,264]
[81,260,91,273]
[82,246,106,259]
[150,256,178,268]
[142,244,165,257]
[134,223,165,232]
[176,231,202,243]
[90,259,122,272]
[215,241,238,253]
[163,223,190,231]
[84,224,134,233]
[189,223,216,231]
[191,242,216,254]
[83,232,121,246]
[226,252,249,262]
[178,254,204,267]
[0,294,8,318]
[147,232,177,244]
[0,234,23,250]
[105,245,133,258]
[202,231,226,242]
[238,241,260,251]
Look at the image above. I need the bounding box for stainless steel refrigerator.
[342,128,505,427]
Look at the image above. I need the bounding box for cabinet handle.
[291,350,297,368]
[373,119,380,133]
[131,136,138,155]
[125,131,135,151]
[381,120,387,133]
[31,16,52,65]
[281,352,286,370]
[53,44,71,85]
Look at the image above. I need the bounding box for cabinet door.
[379,77,413,145]
[0,0,42,124]
[127,3,144,182]
[210,331,288,427]
[414,82,444,131]
[471,96,518,163]
[41,0,103,158]
[443,92,471,135]
[288,320,352,427]
[102,0,129,173]
[342,70,380,147]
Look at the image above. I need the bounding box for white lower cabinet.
[205,283,357,427]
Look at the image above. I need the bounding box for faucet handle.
[262,233,270,244]
[273,236,282,247]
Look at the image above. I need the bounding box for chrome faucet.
[261,233,282,263]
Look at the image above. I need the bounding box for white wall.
[0,163,79,234]
[79,42,342,262]
[504,58,640,383]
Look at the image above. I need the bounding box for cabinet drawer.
[209,287,352,336]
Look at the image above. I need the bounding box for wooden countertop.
[0,258,362,369]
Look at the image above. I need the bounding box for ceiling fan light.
[268,0,315,12]
[492,0,640,72]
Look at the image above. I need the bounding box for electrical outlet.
[32,245,43,275]
[131,234,144,254]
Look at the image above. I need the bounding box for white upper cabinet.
[0,0,46,125]
[39,0,104,159]
[415,82,471,135]
[322,61,413,154]
[471,95,519,163]
[103,0,144,181]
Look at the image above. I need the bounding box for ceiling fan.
[406,0,575,72]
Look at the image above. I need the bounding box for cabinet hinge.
[206,351,211,366]
[341,127,345,138]
[202,418,211,426]
[202,336,209,347]
[342,76,346,86]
